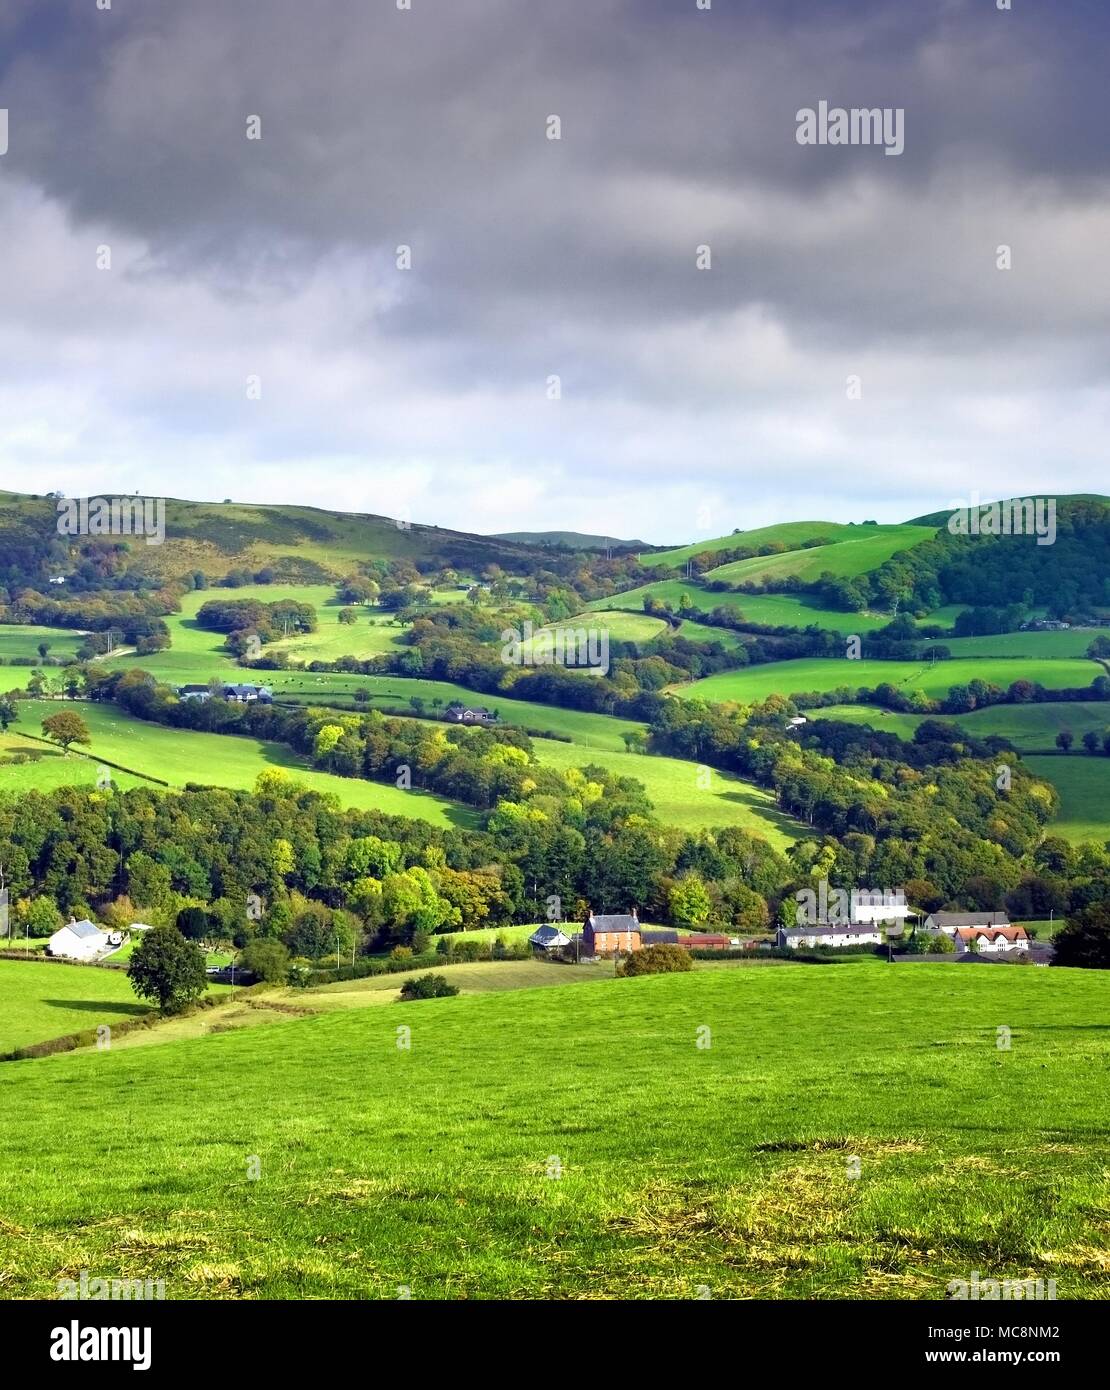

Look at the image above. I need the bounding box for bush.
[389,945,414,962]
[399,973,460,1000]
[237,939,291,983]
[619,944,694,977]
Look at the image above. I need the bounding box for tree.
[128,925,208,1013]
[1081,730,1101,754]
[0,696,17,732]
[41,711,91,754]
[20,895,63,939]
[1052,904,1110,969]
[176,906,211,941]
[399,973,459,999]
[37,641,51,662]
[619,944,693,976]
[238,939,290,983]
[1055,730,1074,753]
[668,872,711,929]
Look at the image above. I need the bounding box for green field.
[591,580,937,635]
[0,730,148,794]
[5,700,474,829]
[677,657,1103,706]
[1023,756,1110,845]
[644,521,864,569]
[2,961,1108,1298]
[818,701,1110,752]
[532,739,800,848]
[0,625,86,665]
[708,525,935,585]
[937,630,1103,659]
[269,673,646,751]
[0,959,153,1054]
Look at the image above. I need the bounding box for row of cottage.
[531,910,1037,958]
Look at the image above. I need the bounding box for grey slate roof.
[529,925,570,945]
[639,930,679,944]
[586,914,639,932]
[64,919,103,940]
[927,911,1010,927]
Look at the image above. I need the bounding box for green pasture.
[1023,756,1110,846]
[677,657,1103,706]
[817,701,1110,753]
[0,625,86,664]
[7,700,474,829]
[1,963,1107,1298]
[531,738,801,848]
[707,525,935,585]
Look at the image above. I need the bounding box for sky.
[0,0,1107,545]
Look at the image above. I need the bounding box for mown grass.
[0,625,86,663]
[0,959,152,1054]
[677,656,1102,705]
[7,700,474,829]
[591,580,940,635]
[0,731,147,795]
[531,738,801,848]
[269,674,647,750]
[1,962,1107,1299]
[819,701,1110,753]
[707,525,936,586]
[1023,756,1110,845]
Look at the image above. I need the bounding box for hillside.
[0,490,548,586]
[493,530,647,551]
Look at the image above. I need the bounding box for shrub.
[619,944,694,977]
[399,973,460,1000]
[389,945,414,962]
[238,939,291,983]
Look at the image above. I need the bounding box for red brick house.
[583,911,640,955]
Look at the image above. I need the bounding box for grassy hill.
[589,581,912,633]
[0,490,547,586]
[644,521,863,570]
[812,701,1110,752]
[677,656,1103,706]
[493,531,647,551]
[6,700,475,828]
[1,961,1107,1299]
[707,525,936,586]
[531,738,800,848]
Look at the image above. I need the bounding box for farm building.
[444,706,498,724]
[923,911,1010,936]
[528,925,571,952]
[178,683,273,704]
[583,911,640,955]
[953,925,1031,955]
[47,918,110,961]
[677,934,732,950]
[775,924,883,950]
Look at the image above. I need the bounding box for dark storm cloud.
[0,0,1107,537]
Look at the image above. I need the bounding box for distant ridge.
[492,530,648,551]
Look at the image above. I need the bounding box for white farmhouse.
[775,925,883,950]
[47,918,110,961]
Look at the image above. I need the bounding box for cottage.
[583,911,640,955]
[954,925,1030,955]
[223,683,273,704]
[775,924,882,950]
[47,918,110,961]
[923,911,1010,936]
[445,705,497,725]
[528,924,571,953]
